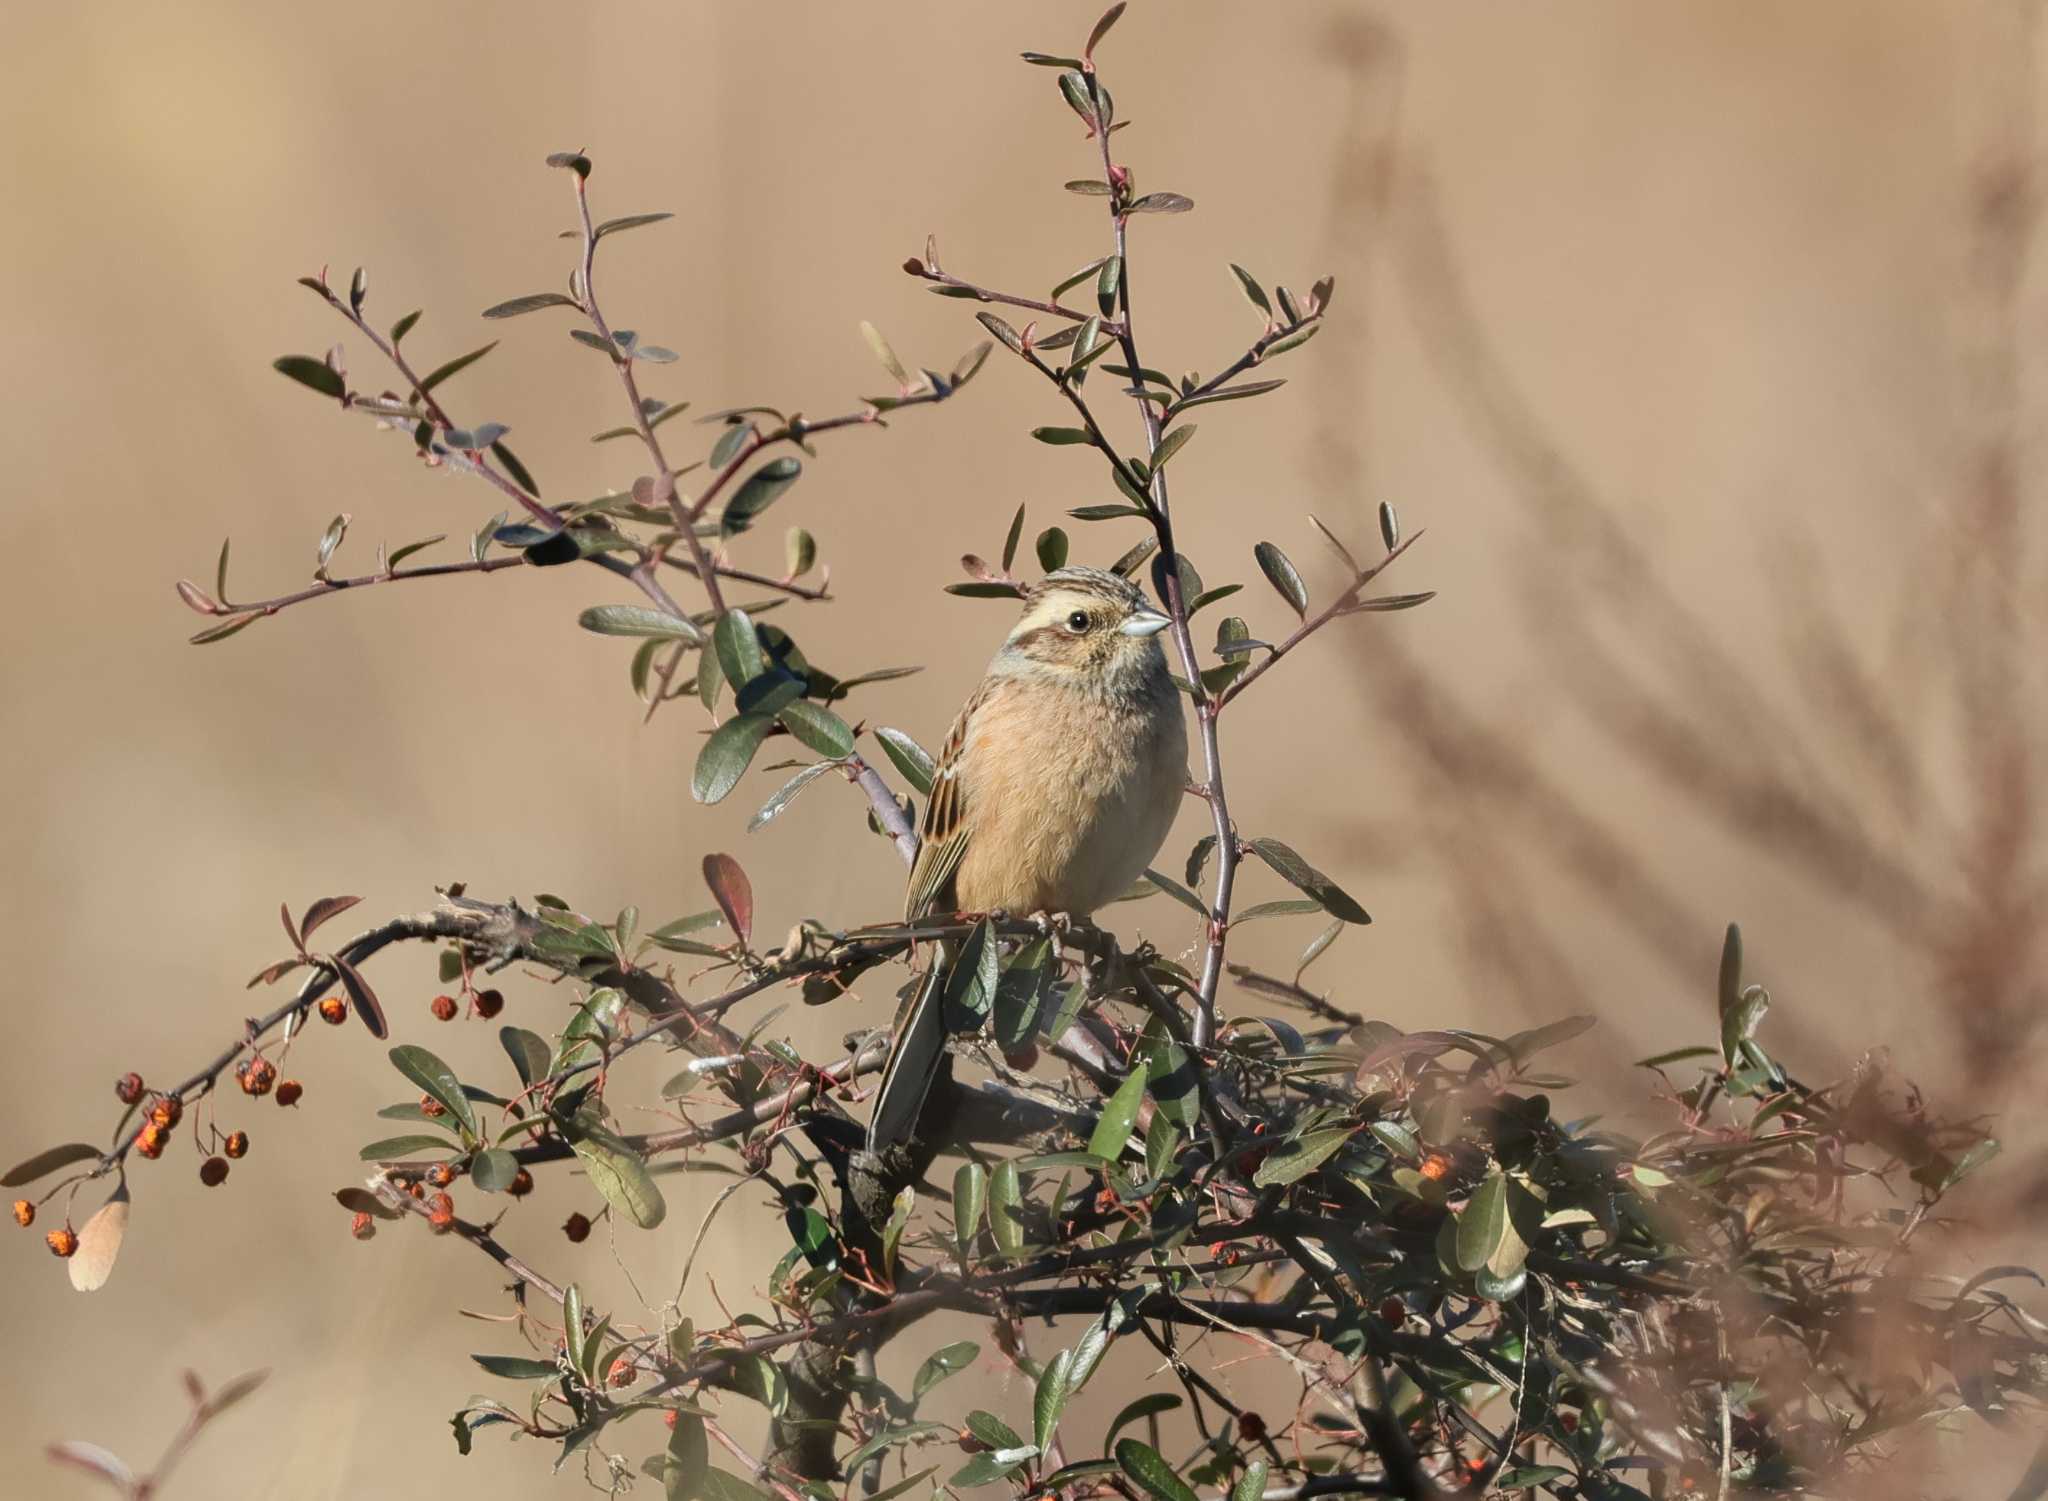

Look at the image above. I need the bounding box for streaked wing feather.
[902,682,987,920]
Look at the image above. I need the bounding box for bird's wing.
[902,680,988,921]
[867,960,950,1154]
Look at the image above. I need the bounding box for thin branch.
[1214,531,1425,711]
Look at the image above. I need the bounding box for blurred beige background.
[4,2,2043,1495]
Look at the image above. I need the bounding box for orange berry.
[275,1079,303,1108]
[114,1072,146,1105]
[135,1124,168,1160]
[46,1227,79,1258]
[419,1094,447,1119]
[563,1212,591,1244]
[317,996,348,1025]
[607,1357,634,1389]
[238,1058,277,1097]
[408,1181,426,1200]
[149,1096,183,1130]
[222,1130,249,1160]
[508,1169,534,1197]
[426,1191,454,1218]
[12,1199,34,1228]
[426,1163,455,1189]
[430,994,459,1022]
[428,1206,456,1235]
[1418,1152,1452,1182]
[663,1410,679,1431]
[199,1156,229,1187]
[351,1211,375,1241]
[474,989,504,1020]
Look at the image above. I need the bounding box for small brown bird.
[868,565,1188,1152]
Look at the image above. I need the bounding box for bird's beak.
[1120,608,1172,638]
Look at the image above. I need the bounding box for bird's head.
[996,565,1173,692]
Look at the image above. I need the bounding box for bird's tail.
[867,940,953,1154]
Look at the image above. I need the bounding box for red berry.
[1002,1043,1040,1070]
[317,996,349,1025]
[199,1157,229,1187]
[563,1212,591,1243]
[11,1199,34,1228]
[115,1072,146,1105]
[474,989,504,1020]
[1379,1298,1406,1326]
[430,994,459,1022]
[351,1211,375,1241]
[275,1079,303,1108]
[508,1169,534,1197]
[46,1227,79,1258]
[148,1096,183,1130]
[1240,1412,1267,1442]
[428,1207,456,1235]
[663,1410,679,1431]
[238,1058,277,1098]
[223,1130,249,1160]
[607,1357,634,1388]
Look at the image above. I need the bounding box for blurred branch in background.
[1316,9,2046,1173]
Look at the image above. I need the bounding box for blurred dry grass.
[2,2,2043,1495]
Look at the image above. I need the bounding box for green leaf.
[499,1027,552,1091]
[1229,264,1272,316]
[1105,1393,1181,1450]
[1036,527,1070,572]
[748,760,837,833]
[482,292,578,319]
[953,1161,988,1259]
[1064,179,1113,196]
[1031,426,1093,445]
[1150,425,1196,470]
[1128,191,1193,214]
[1252,1126,1353,1187]
[390,1045,477,1136]
[912,1340,979,1400]
[965,1411,1024,1451]
[1245,838,1370,924]
[713,609,766,688]
[720,458,801,538]
[565,1122,667,1229]
[471,1148,521,1193]
[273,355,344,399]
[665,1412,710,1501]
[1170,379,1286,415]
[358,1133,460,1161]
[561,1283,587,1374]
[778,701,853,758]
[874,728,936,796]
[950,1449,1036,1489]
[1231,1460,1269,1501]
[1088,1067,1148,1161]
[1114,1439,1197,1501]
[579,604,704,641]
[596,211,674,239]
[843,1424,953,1476]
[1252,542,1308,616]
[419,341,498,394]
[1033,1348,1074,1452]
[1456,1171,1527,1280]
[988,1160,1026,1258]
[390,309,422,343]
[472,1354,561,1381]
[1141,868,1207,916]
[692,713,774,804]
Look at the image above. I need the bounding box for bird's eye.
[1065,610,1090,633]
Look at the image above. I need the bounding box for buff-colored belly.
[952,687,1186,916]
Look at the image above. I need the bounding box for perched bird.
[867,565,1188,1154]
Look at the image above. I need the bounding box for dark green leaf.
[1036,528,1070,572]
[390,309,422,344]
[953,1161,988,1259]
[1033,1347,1073,1451]
[564,1119,667,1228]
[273,355,344,399]
[1032,426,1092,446]
[1065,179,1113,196]
[483,292,577,319]
[1253,542,1308,616]
[492,441,540,498]
[1252,1126,1353,1187]
[989,1160,1026,1258]
[692,714,773,804]
[1150,425,1196,470]
[720,458,801,538]
[1141,868,1207,916]
[778,701,853,758]
[1232,1460,1269,1501]
[579,604,704,641]
[1105,1393,1181,1450]
[472,1354,561,1381]
[912,1340,979,1400]
[1245,838,1370,924]
[419,341,498,394]
[950,1450,1035,1489]
[965,1410,1023,1452]
[874,728,936,796]
[596,212,674,239]
[1228,264,1272,316]
[359,1134,460,1161]
[500,1027,551,1090]
[1088,1067,1148,1161]
[471,1148,520,1193]
[713,609,766,688]
[1114,1439,1197,1501]
[1170,379,1286,414]
[390,1045,476,1136]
